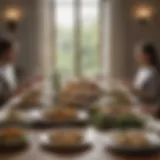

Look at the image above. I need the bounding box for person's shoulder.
[151,69,160,80]
[149,67,158,75]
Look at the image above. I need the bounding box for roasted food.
[60,79,100,106]
[0,128,27,146]
[114,130,149,147]
[49,130,83,146]
[43,108,77,121]
[103,106,131,116]
[107,90,132,106]
[4,111,22,122]
[17,90,42,109]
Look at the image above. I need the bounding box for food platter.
[0,111,30,127]
[106,130,160,156]
[28,108,89,128]
[59,79,101,107]
[0,127,29,153]
[39,128,92,154]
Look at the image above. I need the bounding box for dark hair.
[0,38,12,56]
[141,43,160,72]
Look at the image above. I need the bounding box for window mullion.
[74,0,81,77]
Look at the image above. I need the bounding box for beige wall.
[0,0,51,78]
[123,0,160,77]
[108,0,160,78]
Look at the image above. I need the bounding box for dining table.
[0,81,160,160]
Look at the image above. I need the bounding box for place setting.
[105,129,160,157]
[26,106,89,128]
[38,128,93,155]
[0,126,30,154]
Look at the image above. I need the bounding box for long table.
[1,83,160,160]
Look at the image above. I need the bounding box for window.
[55,0,74,77]
[54,0,101,78]
[81,0,100,76]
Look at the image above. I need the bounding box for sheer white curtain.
[100,0,112,81]
[108,0,127,79]
[37,0,53,77]
[101,0,128,83]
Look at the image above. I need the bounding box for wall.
[123,0,160,77]
[0,0,52,78]
[107,0,129,79]
[108,0,160,79]
[0,0,159,79]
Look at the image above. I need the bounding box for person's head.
[134,42,159,71]
[0,38,16,65]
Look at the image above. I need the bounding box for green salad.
[91,112,144,130]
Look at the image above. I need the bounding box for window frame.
[51,0,107,78]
